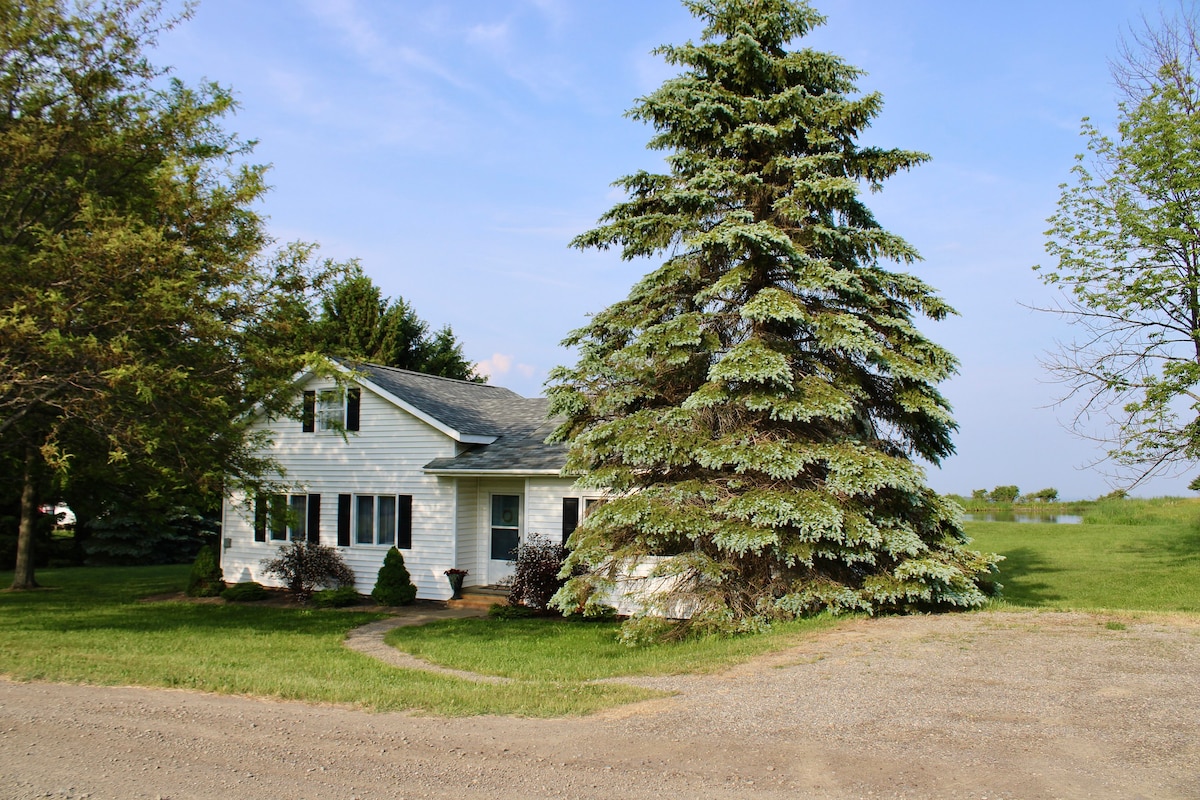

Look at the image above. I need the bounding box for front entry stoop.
[447,585,510,611]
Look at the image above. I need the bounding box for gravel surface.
[2,609,1198,799]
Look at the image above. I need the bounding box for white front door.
[488,494,521,585]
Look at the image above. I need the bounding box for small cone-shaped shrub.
[186,545,224,597]
[372,547,417,606]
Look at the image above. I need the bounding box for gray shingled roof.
[349,362,568,474]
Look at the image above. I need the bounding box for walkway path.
[342,605,513,683]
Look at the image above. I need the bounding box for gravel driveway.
[2,610,1198,799]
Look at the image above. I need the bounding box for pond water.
[963,513,1083,524]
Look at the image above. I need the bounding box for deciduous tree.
[0,0,332,588]
[1037,7,1200,486]
[549,0,998,635]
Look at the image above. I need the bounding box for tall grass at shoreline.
[952,494,1200,525]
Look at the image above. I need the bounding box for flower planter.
[445,569,467,600]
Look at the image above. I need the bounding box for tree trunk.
[11,444,40,590]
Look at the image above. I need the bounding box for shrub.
[221,581,268,602]
[185,545,225,597]
[260,541,356,602]
[312,586,364,608]
[84,505,219,566]
[988,485,1020,504]
[371,547,418,606]
[508,534,567,610]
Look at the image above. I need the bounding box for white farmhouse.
[220,361,599,600]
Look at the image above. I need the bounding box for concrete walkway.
[343,605,514,684]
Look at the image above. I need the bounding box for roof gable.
[287,359,568,474]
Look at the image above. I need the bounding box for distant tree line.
[969,487,1059,504]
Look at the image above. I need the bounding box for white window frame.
[317,389,346,432]
[354,494,398,546]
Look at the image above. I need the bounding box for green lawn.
[0,565,659,716]
[967,510,1200,613]
[4,505,1197,716]
[387,614,837,681]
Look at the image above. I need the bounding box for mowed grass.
[387,614,838,681]
[5,499,1196,716]
[967,499,1200,612]
[0,565,659,716]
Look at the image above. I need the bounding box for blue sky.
[155,0,1183,500]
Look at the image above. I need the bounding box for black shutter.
[337,494,351,547]
[397,494,413,549]
[302,390,315,432]
[307,494,321,544]
[346,387,361,431]
[562,497,579,544]
[254,495,267,542]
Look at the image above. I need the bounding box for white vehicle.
[39,503,76,528]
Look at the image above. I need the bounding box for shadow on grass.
[1118,523,1200,565]
[993,546,1064,607]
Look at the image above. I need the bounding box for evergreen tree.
[548,0,998,634]
[313,266,477,381]
[371,547,418,606]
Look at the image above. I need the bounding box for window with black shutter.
[302,391,315,432]
[397,495,413,549]
[337,494,351,547]
[562,497,579,545]
[254,495,267,542]
[306,494,321,544]
[346,388,361,431]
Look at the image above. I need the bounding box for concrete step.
[446,586,510,610]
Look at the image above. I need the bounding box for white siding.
[221,375,460,600]
[524,477,588,546]
[454,478,481,586]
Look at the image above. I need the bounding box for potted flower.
[444,568,468,600]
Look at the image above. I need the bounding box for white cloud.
[467,22,510,49]
[303,0,473,91]
[476,352,514,380]
[475,353,538,385]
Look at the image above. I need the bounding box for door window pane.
[490,495,520,560]
[491,528,519,561]
[491,495,519,528]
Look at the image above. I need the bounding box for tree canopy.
[548,0,998,635]
[1037,8,1200,488]
[0,0,333,587]
[308,267,476,380]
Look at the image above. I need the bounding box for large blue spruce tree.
[549,0,998,635]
